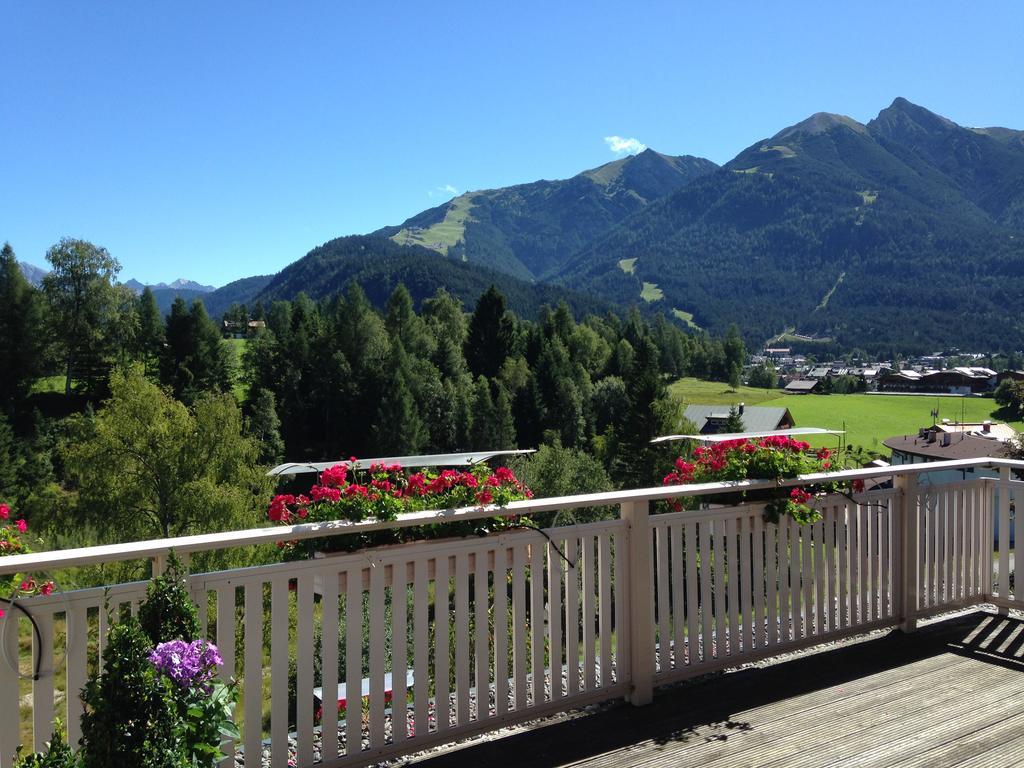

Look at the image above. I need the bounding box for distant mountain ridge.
[551,97,1024,353]
[123,277,216,294]
[374,149,718,280]
[18,261,47,286]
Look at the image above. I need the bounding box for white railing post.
[895,473,919,632]
[621,500,654,706]
[995,466,1012,613]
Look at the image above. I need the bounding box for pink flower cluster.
[1,503,55,618]
[266,460,532,528]
[662,437,840,524]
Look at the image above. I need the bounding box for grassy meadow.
[668,377,1023,452]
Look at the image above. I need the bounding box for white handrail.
[2,457,1021,576]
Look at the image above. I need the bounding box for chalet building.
[784,379,819,394]
[683,403,795,434]
[878,368,993,394]
[885,427,1012,466]
[997,370,1024,385]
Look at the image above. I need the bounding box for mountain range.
[18,98,1024,354]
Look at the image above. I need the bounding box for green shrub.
[137,553,200,645]
[13,723,81,768]
[80,615,187,768]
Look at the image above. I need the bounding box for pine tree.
[492,383,517,449]
[247,388,285,464]
[136,286,165,375]
[725,405,745,433]
[0,243,44,411]
[372,341,427,455]
[465,285,515,379]
[468,375,496,450]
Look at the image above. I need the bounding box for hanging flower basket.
[662,437,861,525]
[266,460,533,558]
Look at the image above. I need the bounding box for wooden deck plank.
[405,612,1024,768]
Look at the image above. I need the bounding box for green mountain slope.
[553,98,1024,354]
[255,235,616,318]
[374,149,718,280]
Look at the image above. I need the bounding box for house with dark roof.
[784,379,819,394]
[683,403,794,434]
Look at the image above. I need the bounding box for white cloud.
[604,136,647,156]
[428,184,460,199]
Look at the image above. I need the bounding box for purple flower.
[149,639,224,689]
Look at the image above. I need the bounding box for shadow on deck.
[406,612,1024,768]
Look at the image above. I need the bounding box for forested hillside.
[253,235,618,319]
[555,98,1024,354]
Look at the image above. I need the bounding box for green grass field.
[389,195,474,254]
[640,282,664,302]
[668,378,1023,452]
[668,377,781,406]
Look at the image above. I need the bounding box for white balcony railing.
[0,459,1021,768]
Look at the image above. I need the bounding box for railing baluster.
[740,514,753,653]
[530,542,546,705]
[321,569,339,760]
[412,558,429,739]
[581,534,597,692]
[726,516,740,654]
[999,468,1011,601]
[434,553,450,734]
[814,515,825,636]
[270,576,289,768]
[368,561,386,747]
[800,516,813,637]
[752,514,765,650]
[296,572,315,764]
[32,609,54,754]
[766,519,778,646]
[684,521,700,662]
[777,518,790,642]
[860,502,870,624]
[454,551,470,723]
[391,559,408,741]
[66,602,89,749]
[564,537,579,699]
[494,544,510,715]
[671,523,686,666]
[715,520,728,655]
[243,580,263,763]
[598,532,613,687]
[512,544,527,710]
[475,547,492,718]
[655,525,670,671]
[547,539,563,701]
[345,567,362,756]
[789,517,801,639]
[613,528,626,683]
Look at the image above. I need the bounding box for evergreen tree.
[136,286,165,375]
[160,299,230,403]
[465,285,515,379]
[247,388,285,464]
[468,375,496,450]
[372,341,427,455]
[492,383,517,449]
[612,336,668,486]
[386,284,433,355]
[0,243,44,411]
[724,405,745,433]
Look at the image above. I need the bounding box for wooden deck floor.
[406,612,1024,768]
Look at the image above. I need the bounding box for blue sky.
[3,2,1022,287]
